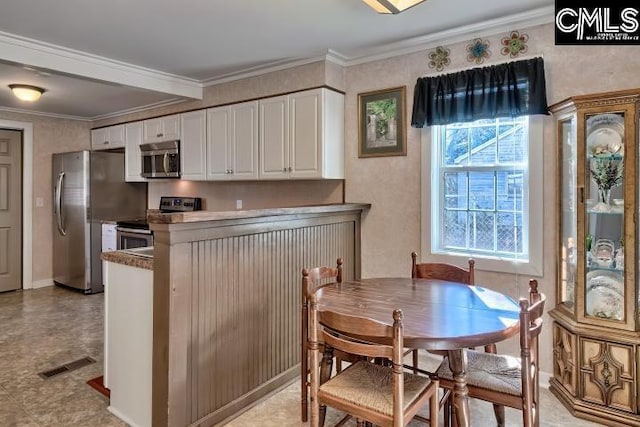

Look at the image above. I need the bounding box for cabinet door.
[107,125,125,148]
[92,125,125,150]
[206,106,231,180]
[143,115,180,143]
[289,89,322,179]
[125,122,145,182]
[91,128,108,150]
[160,115,180,140]
[552,322,577,396]
[143,118,162,143]
[230,101,258,180]
[259,95,289,179]
[580,337,635,413]
[180,111,207,180]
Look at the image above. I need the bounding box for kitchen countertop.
[146,203,370,224]
[101,250,153,270]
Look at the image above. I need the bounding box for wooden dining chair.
[410,251,503,424]
[411,251,475,284]
[308,290,440,427]
[301,258,359,423]
[409,252,489,365]
[435,279,546,427]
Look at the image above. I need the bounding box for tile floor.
[0,286,605,426]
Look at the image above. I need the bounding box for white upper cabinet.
[91,124,125,150]
[259,88,344,180]
[143,114,180,143]
[259,95,289,179]
[180,110,207,180]
[206,101,258,181]
[124,122,146,182]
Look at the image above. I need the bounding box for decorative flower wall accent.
[466,38,491,64]
[428,46,451,71]
[501,31,529,58]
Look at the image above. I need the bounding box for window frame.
[420,115,543,276]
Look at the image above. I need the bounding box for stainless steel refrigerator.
[52,150,147,293]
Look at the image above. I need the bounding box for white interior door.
[0,129,22,292]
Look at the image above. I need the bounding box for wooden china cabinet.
[549,89,640,426]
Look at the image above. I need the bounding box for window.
[422,116,543,276]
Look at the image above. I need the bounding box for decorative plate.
[586,269,623,320]
[586,114,624,157]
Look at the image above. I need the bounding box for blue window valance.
[411,57,549,127]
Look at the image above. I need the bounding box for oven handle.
[116,227,153,235]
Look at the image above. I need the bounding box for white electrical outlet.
[236,199,243,209]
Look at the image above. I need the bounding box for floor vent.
[38,356,96,380]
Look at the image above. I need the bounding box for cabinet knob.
[157,133,163,137]
[288,166,292,172]
[283,167,287,172]
[229,169,234,174]
[103,141,109,145]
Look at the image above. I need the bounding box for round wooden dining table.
[314,277,522,427]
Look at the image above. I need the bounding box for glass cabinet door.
[559,116,577,311]
[583,112,625,322]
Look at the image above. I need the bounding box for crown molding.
[0,30,203,99]
[0,105,91,121]
[342,5,555,66]
[90,97,188,121]
[200,50,347,87]
[0,97,188,122]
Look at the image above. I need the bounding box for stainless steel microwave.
[140,140,180,178]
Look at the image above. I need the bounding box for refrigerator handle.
[55,172,67,236]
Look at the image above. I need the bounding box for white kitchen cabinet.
[142,114,180,143]
[206,100,258,180]
[259,88,344,180]
[124,121,146,182]
[104,260,153,427]
[180,110,207,180]
[91,124,125,150]
[259,95,289,179]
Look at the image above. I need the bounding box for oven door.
[116,227,153,250]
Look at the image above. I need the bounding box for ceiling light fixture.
[362,0,427,14]
[9,84,45,102]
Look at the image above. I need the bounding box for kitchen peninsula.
[106,203,369,427]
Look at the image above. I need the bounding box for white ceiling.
[0,0,553,120]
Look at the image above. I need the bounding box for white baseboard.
[107,406,141,427]
[30,278,54,289]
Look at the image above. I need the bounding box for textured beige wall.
[344,22,640,372]
[0,111,90,283]
[148,180,343,211]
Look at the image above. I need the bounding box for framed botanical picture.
[358,86,406,158]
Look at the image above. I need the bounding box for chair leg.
[430,390,438,427]
[356,420,365,427]
[301,358,308,422]
[319,345,334,427]
[336,356,343,373]
[493,403,505,427]
[412,349,419,373]
[483,343,505,426]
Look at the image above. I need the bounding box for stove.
[159,196,202,213]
